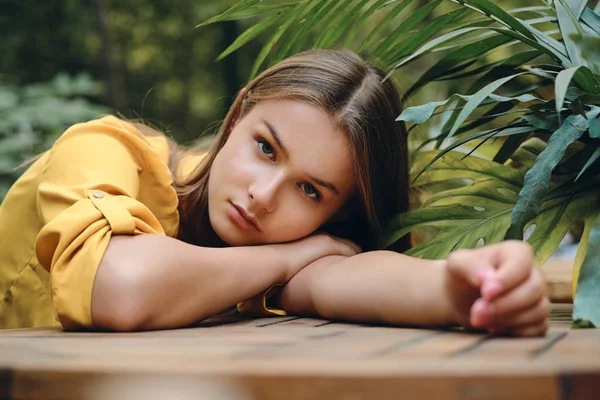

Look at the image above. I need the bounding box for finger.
[446,248,497,288]
[481,241,534,301]
[489,297,550,328]
[488,268,547,317]
[494,319,549,337]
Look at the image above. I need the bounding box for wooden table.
[0,304,598,400]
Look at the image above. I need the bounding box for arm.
[277,251,455,327]
[93,235,290,331]
[93,233,358,332]
[278,242,550,336]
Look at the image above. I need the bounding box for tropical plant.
[0,73,109,201]
[202,0,600,325]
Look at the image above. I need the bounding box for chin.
[209,213,252,247]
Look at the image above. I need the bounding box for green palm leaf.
[505,114,590,240]
[573,214,600,328]
[216,12,284,61]
[385,151,600,265]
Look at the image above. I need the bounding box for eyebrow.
[262,118,340,196]
[263,119,289,157]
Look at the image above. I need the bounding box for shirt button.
[93,192,104,199]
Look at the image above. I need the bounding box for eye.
[299,183,322,202]
[256,138,275,158]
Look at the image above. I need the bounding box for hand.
[277,233,361,281]
[445,241,550,337]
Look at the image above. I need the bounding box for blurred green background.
[0,0,266,200]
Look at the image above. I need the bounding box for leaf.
[288,0,338,56]
[572,214,600,328]
[405,34,512,99]
[216,12,283,61]
[397,89,537,126]
[565,0,587,18]
[582,8,600,36]
[527,180,600,265]
[575,148,600,181]
[270,1,322,64]
[383,8,471,71]
[343,0,388,47]
[462,0,535,40]
[390,26,485,71]
[556,0,586,67]
[316,0,372,49]
[590,116,600,138]
[414,124,533,183]
[505,114,590,240]
[509,6,552,15]
[493,132,530,164]
[555,66,585,115]
[411,150,524,189]
[312,0,356,49]
[371,0,443,60]
[522,113,559,132]
[446,73,527,141]
[197,0,261,27]
[384,182,518,255]
[384,151,523,255]
[385,152,600,264]
[492,27,572,66]
[249,2,310,79]
[517,17,569,61]
[358,0,414,52]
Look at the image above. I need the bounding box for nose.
[248,172,284,213]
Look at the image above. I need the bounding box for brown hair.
[175,48,410,252]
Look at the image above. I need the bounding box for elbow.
[91,256,151,332]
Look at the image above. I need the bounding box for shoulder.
[52,116,172,168]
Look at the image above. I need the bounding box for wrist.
[264,243,295,282]
[438,259,460,326]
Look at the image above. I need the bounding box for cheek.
[265,195,330,241]
[213,139,258,185]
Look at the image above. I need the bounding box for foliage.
[391,0,600,327]
[0,74,109,201]
[205,0,600,325]
[0,0,259,145]
[573,214,600,327]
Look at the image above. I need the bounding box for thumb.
[446,248,496,288]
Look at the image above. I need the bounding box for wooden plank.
[7,371,568,400]
[1,304,600,400]
[542,259,573,303]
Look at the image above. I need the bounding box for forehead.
[244,99,355,194]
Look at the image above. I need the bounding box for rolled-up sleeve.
[35,123,167,329]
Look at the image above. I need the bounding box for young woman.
[0,49,549,336]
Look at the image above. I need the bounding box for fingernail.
[482,279,502,298]
[471,299,490,327]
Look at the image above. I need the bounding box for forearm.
[279,251,456,327]
[92,234,288,331]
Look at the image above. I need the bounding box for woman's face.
[208,99,355,246]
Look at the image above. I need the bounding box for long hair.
[175,49,410,252]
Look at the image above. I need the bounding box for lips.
[228,202,261,232]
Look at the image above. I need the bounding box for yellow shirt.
[0,116,283,330]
